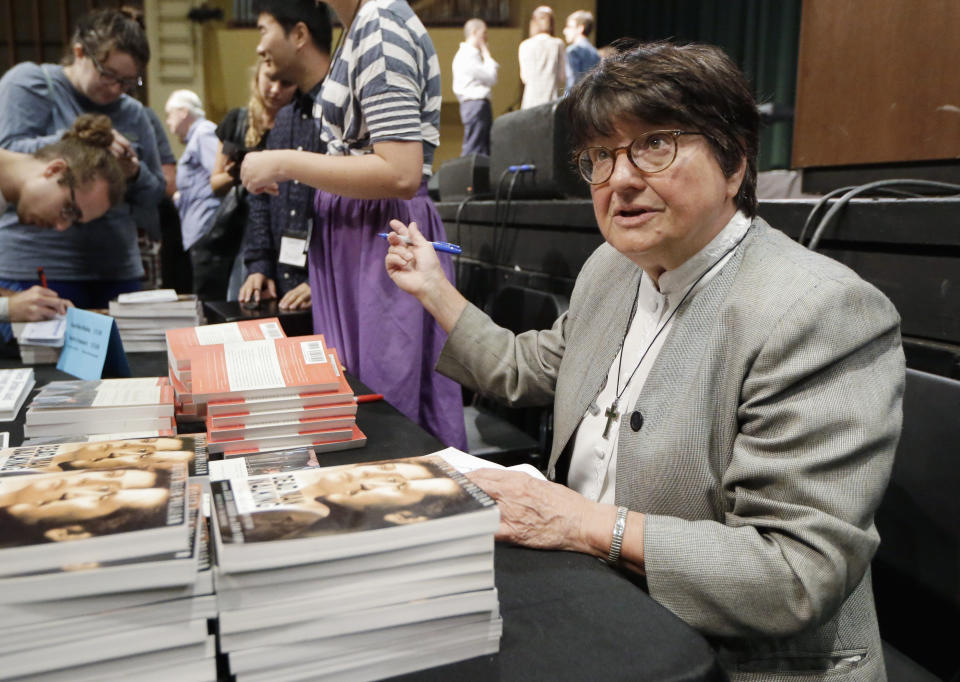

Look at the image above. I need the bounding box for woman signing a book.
[240,0,465,450]
[384,41,903,681]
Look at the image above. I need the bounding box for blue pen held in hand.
[377,233,462,255]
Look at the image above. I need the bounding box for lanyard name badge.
[279,217,312,269]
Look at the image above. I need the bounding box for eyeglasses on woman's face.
[59,171,83,225]
[85,48,143,91]
[576,130,706,185]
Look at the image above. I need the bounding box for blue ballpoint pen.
[377,232,462,255]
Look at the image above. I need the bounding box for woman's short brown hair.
[562,40,760,217]
[65,8,150,70]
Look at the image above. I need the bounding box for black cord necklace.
[601,225,752,439]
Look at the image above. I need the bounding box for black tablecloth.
[0,353,723,681]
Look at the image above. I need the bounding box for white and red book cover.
[190,335,341,405]
[207,401,357,430]
[205,348,353,416]
[207,412,356,442]
[219,424,367,457]
[166,318,286,378]
[207,423,356,455]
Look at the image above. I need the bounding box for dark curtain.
[596,0,802,170]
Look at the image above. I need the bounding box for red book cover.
[190,336,341,405]
[205,349,353,415]
[165,318,286,377]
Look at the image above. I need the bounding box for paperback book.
[0,368,35,421]
[166,318,285,378]
[0,435,209,478]
[211,455,498,571]
[0,463,190,576]
[26,377,175,422]
[189,334,341,404]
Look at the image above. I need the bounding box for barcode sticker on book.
[260,322,284,339]
[300,339,327,365]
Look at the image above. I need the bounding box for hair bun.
[64,113,115,149]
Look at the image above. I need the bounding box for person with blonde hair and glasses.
[0,8,164,310]
[387,41,902,680]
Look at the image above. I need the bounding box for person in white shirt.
[518,6,566,110]
[452,18,498,157]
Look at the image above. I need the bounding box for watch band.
[606,505,628,564]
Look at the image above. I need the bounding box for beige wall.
[150,1,596,167]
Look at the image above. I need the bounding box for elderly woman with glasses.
[386,41,903,680]
[0,8,164,310]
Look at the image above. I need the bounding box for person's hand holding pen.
[384,220,468,333]
[5,286,72,322]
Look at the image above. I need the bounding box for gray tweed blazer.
[438,218,904,681]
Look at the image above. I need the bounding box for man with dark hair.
[237,0,332,308]
[562,10,600,90]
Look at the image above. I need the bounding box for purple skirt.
[310,184,467,449]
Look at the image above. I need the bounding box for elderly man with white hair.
[165,89,222,297]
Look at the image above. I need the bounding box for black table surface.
[0,354,723,682]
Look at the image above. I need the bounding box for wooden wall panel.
[793,0,960,167]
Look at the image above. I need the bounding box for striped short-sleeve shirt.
[314,0,442,175]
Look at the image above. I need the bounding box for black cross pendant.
[602,401,620,439]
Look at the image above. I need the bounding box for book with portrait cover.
[26,377,175,423]
[0,435,209,478]
[0,463,190,577]
[165,317,286,378]
[0,483,203,603]
[208,447,320,481]
[24,416,177,440]
[211,455,498,572]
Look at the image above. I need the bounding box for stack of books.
[0,367,35,421]
[165,317,286,421]
[211,455,502,680]
[0,434,209,479]
[0,463,216,680]
[22,377,176,441]
[11,317,65,365]
[109,289,203,353]
[202,343,365,456]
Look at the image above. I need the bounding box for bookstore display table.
[0,354,723,682]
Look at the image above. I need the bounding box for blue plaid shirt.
[244,82,324,295]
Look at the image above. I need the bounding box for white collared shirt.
[452,42,499,103]
[568,211,752,503]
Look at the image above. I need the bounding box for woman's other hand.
[467,468,596,552]
[240,150,283,195]
[110,129,140,179]
[238,272,276,304]
[278,282,311,310]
